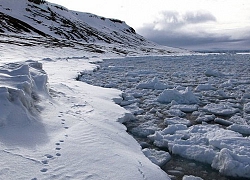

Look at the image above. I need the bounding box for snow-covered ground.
[0,44,170,180]
[79,54,250,179]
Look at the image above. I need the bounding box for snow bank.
[157,87,199,104]
[0,61,48,126]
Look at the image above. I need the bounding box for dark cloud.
[137,10,250,51]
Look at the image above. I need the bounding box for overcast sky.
[48,0,250,51]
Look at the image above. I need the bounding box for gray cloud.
[152,10,216,30]
[184,11,216,24]
[138,10,250,51]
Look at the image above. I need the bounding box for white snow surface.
[0,46,170,179]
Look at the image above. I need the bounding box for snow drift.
[0,60,48,126]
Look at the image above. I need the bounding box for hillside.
[0,0,186,55]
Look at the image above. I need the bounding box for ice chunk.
[244,102,250,113]
[229,115,247,125]
[148,124,188,148]
[161,124,188,135]
[137,77,168,90]
[195,114,215,123]
[214,118,233,126]
[167,109,186,117]
[212,148,250,178]
[131,121,158,137]
[205,69,224,77]
[164,117,191,126]
[157,87,199,104]
[201,103,239,116]
[217,90,228,98]
[142,148,171,166]
[219,79,235,88]
[125,104,144,115]
[227,124,250,135]
[182,175,203,180]
[170,104,198,113]
[113,97,123,105]
[171,144,217,164]
[195,84,216,91]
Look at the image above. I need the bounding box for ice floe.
[164,117,191,126]
[182,175,203,180]
[142,148,171,166]
[137,77,168,90]
[157,87,199,104]
[200,102,239,116]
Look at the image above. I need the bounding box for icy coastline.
[79,54,250,179]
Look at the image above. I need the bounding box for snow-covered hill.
[0,0,186,55]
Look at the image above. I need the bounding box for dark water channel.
[78,55,250,180]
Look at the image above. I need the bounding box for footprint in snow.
[40,168,48,173]
[45,154,53,159]
[41,160,49,164]
[56,153,61,156]
[64,127,69,129]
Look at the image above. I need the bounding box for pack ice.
[79,54,250,179]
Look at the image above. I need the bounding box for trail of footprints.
[39,112,69,175]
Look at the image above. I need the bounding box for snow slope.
[0,0,186,55]
[0,44,170,179]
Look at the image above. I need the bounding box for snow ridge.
[0,60,48,126]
